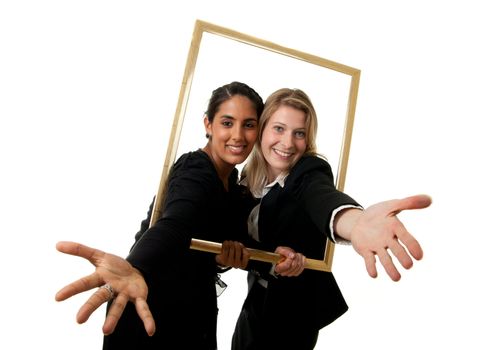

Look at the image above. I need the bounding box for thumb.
[275,246,295,259]
[393,194,432,214]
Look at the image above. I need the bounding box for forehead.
[216,95,258,119]
[269,105,306,127]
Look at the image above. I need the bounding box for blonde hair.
[243,88,319,196]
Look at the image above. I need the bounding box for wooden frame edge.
[149,19,361,272]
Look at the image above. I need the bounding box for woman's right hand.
[55,241,155,336]
[274,246,306,277]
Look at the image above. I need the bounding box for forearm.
[131,197,155,250]
[127,218,191,276]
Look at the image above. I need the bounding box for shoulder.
[167,149,220,192]
[173,149,211,170]
[281,155,337,200]
[172,150,215,178]
[287,155,334,183]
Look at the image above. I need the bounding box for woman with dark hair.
[55,82,301,350]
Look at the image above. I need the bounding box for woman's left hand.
[350,194,432,281]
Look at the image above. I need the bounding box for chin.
[227,155,247,165]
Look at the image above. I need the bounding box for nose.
[280,132,294,148]
[231,124,245,141]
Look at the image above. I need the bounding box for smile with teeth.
[273,148,293,158]
[227,145,247,154]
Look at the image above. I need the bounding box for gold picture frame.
[149,19,361,272]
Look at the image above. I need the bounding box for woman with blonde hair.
[232,88,431,350]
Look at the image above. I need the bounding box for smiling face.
[260,105,307,181]
[204,94,259,177]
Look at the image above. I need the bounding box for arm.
[132,197,155,246]
[297,158,360,243]
[333,194,432,281]
[126,157,218,276]
[55,191,200,337]
[55,153,220,335]
[55,188,200,336]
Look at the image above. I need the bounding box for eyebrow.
[271,121,305,130]
[271,121,286,126]
[220,115,257,121]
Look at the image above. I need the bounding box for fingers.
[217,241,250,269]
[362,238,414,281]
[363,253,378,279]
[102,293,129,335]
[384,215,424,263]
[77,284,116,324]
[365,239,416,282]
[392,194,432,215]
[396,228,424,261]
[385,199,426,272]
[56,241,105,265]
[363,249,403,281]
[274,247,306,277]
[275,246,295,259]
[282,253,305,276]
[135,297,156,336]
[103,292,154,336]
[240,247,251,269]
[377,250,401,282]
[55,273,103,301]
[274,246,295,274]
[223,240,241,267]
[353,194,429,281]
[388,239,414,270]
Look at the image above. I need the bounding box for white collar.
[264,172,287,189]
[261,172,288,197]
[240,172,289,198]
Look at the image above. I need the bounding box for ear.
[203,115,212,138]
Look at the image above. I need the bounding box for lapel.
[258,183,282,247]
[256,157,309,246]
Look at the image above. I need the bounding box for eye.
[273,125,284,132]
[244,121,257,129]
[221,120,233,127]
[294,130,306,139]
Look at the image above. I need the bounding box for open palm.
[350,194,432,281]
[55,241,155,336]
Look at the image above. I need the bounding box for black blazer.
[254,155,359,331]
[104,150,251,350]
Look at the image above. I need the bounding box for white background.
[1,1,488,349]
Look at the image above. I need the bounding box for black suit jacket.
[255,155,359,331]
[104,150,251,350]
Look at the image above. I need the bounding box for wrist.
[334,208,363,241]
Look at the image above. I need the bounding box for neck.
[266,168,284,184]
[201,145,233,190]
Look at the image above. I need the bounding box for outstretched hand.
[55,241,155,336]
[349,194,432,281]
